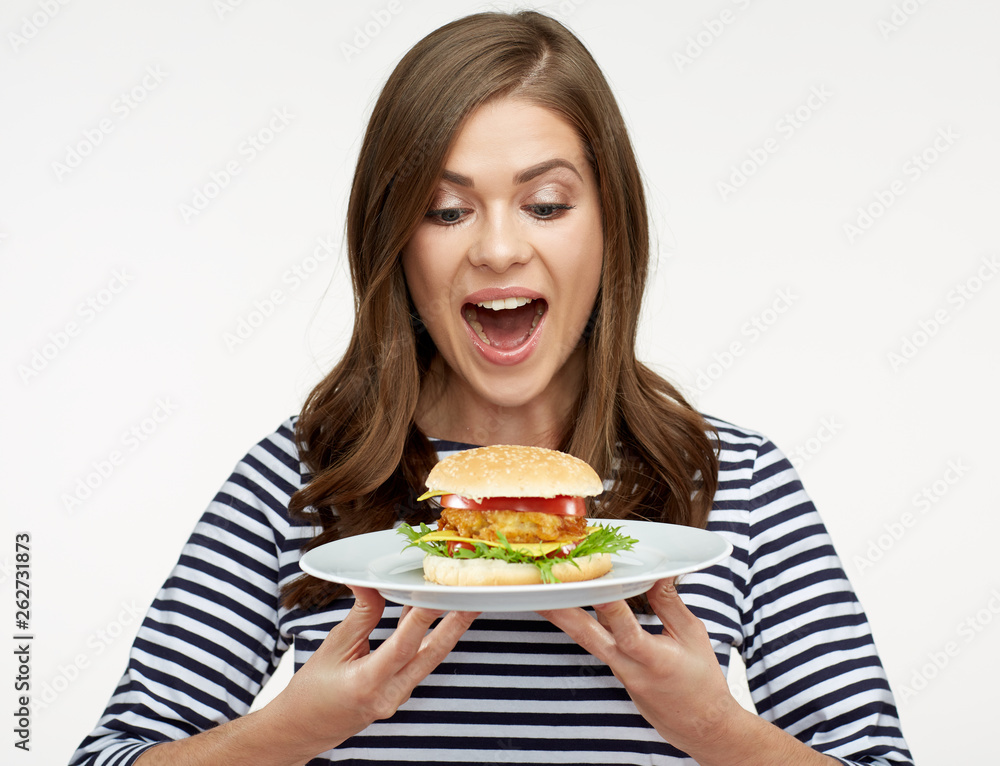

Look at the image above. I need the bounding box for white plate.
[299,519,733,612]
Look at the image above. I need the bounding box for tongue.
[472,303,538,350]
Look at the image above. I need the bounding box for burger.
[398,444,637,585]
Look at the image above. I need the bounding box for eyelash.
[424,203,575,226]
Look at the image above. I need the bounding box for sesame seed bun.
[426,444,603,499]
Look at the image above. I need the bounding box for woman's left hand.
[538,578,742,756]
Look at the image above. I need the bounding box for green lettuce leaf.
[397,522,637,584]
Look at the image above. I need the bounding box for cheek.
[401,247,432,319]
[566,229,603,328]
[402,238,455,331]
[583,233,604,282]
[401,227,437,290]
[580,215,604,294]
[546,224,603,292]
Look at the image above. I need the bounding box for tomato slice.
[438,494,587,517]
[447,540,476,556]
[546,541,579,559]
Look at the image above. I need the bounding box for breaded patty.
[438,508,587,544]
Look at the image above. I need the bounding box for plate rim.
[299,518,733,606]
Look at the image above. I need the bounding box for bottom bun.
[423,553,612,586]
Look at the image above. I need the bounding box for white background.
[2,1,998,763]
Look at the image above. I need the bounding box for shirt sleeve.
[69,428,300,765]
[740,438,913,765]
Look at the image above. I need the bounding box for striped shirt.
[70,416,913,765]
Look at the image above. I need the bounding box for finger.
[647,578,706,643]
[538,607,619,665]
[376,609,478,685]
[407,610,479,676]
[592,599,633,629]
[322,586,386,658]
[347,586,387,623]
[371,605,446,673]
[593,599,656,660]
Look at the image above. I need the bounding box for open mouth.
[462,297,546,350]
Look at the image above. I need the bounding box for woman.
[72,11,912,765]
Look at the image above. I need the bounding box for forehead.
[443,98,587,175]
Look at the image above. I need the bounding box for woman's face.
[402,97,603,423]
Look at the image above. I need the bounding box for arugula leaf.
[397,522,637,584]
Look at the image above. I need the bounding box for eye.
[425,207,470,225]
[527,203,574,220]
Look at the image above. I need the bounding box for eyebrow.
[439,158,582,189]
[441,169,474,187]
[514,158,582,185]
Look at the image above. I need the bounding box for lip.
[461,286,547,367]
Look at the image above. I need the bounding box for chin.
[468,369,561,416]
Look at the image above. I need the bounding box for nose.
[467,208,532,273]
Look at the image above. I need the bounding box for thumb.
[318,586,385,659]
[346,586,386,631]
[647,578,705,642]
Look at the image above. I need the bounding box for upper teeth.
[476,297,533,311]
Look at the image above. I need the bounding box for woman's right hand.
[265,586,479,760]
[136,587,477,766]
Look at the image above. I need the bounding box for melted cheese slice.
[416,489,448,502]
[416,529,572,557]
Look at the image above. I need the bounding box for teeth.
[463,299,545,346]
[476,296,533,311]
[468,318,490,345]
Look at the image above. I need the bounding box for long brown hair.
[282,11,718,611]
